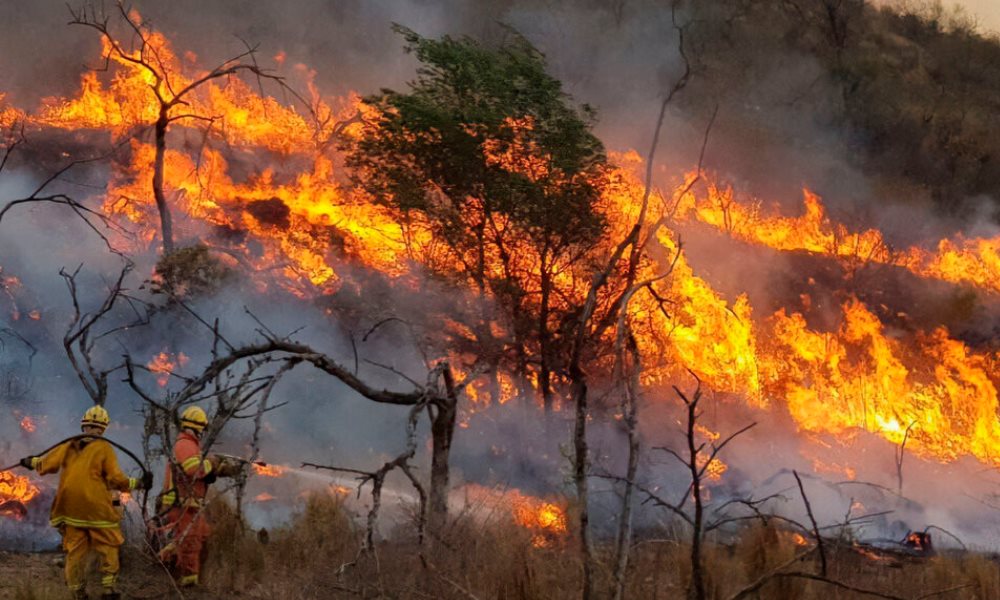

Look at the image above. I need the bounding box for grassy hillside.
[686,0,1000,219]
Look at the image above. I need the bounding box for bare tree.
[596,375,765,600]
[69,1,308,254]
[610,325,642,600]
[895,420,917,496]
[60,261,148,406]
[304,386,432,551]
[567,5,700,596]
[661,378,757,600]
[124,329,463,533]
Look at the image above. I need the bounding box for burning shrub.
[0,471,40,511]
[150,244,232,299]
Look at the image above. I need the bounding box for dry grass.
[1,497,997,599]
[193,496,997,599]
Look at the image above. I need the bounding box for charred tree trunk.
[612,332,641,600]
[539,255,554,414]
[571,366,594,600]
[429,365,459,531]
[153,110,174,255]
[684,389,706,600]
[487,363,502,408]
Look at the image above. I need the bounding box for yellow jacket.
[33,437,138,529]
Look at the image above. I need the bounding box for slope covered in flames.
[0,8,997,477]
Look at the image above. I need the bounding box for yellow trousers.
[62,525,125,591]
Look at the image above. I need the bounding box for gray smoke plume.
[1,0,999,551]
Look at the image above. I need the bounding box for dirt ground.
[0,548,225,600]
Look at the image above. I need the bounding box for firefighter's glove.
[141,471,154,491]
[18,456,36,470]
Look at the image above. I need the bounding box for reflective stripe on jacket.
[160,431,212,508]
[36,438,137,529]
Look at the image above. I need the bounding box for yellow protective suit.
[34,437,137,593]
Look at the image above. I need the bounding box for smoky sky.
[2,0,995,244]
[3,1,1000,546]
[0,1,690,157]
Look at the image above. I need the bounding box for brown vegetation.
[2,492,997,599]
[687,0,1000,217]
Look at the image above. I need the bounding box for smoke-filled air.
[1,1,1000,599]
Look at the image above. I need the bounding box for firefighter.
[157,405,218,587]
[19,405,153,600]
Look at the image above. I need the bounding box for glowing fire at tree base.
[0,471,39,520]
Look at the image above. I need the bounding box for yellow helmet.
[180,406,208,432]
[81,405,110,431]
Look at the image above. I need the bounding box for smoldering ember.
[1,1,1000,598]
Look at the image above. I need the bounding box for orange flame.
[329,484,352,497]
[3,22,999,476]
[675,180,1000,295]
[463,484,568,548]
[514,500,568,548]
[146,350,189,387]
[253,464,287,478]
[19,416,35,433]
[0,470,40,508]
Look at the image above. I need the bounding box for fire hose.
[0,433,150,477]
[214,453,269,470]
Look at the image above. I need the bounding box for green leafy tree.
[348,25,608,412]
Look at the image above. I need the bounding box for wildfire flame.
[146,350,189,387]
[514,500,568,548]
[675,180,1000,295]
[463,484,568,548]
[2,21,999,477]
[329,485,352,497]
[0,471,40,518]
[19,416,36,433]
[253,464,287,478]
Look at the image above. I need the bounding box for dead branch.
[922,525,966,551]
[235,359,298,519]
[68,1,314,253]
[726,545,970,600]
[0,125,24,177]
[303,395,429,550]
[0,194,126,255]
[61,260,149,405]
[834,480,921,509]
[122,313,462,534]
[725,546,818,600]
[895,420,917,496]
[750,573,959,600]
[792,470,826,577]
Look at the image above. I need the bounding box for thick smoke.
[1,0,999,549]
